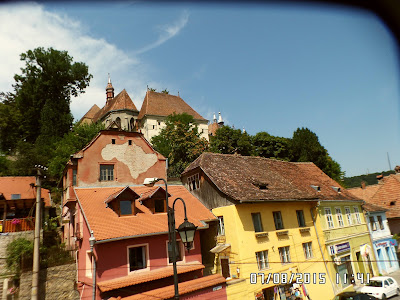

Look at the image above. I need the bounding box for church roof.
[93,89,138,122]
[79,104,101,123]
[138,91,206,121]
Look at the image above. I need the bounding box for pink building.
[61,129,226,299]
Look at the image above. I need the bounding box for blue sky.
[0,2,399,177]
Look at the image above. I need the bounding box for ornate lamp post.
[143,178,197,299]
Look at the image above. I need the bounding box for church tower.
[106,74,114,104]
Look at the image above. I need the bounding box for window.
[369,216,377,231]
[353,206,361,224]
[11,194,21,199]
[335,208,344,227]
[129,246,147,272]
[252,213,263,232]
[385,247,392,267]
[217,216,225,236]
[120,200,132,215]
[168,241,183,263]
[273,211,284,230]
[325,208,334,229]
[345,207,353,225]
[72,169,77,186]
[128,140,132,145]
[154,199,165,213]
[100,165,114,181]
[256,250,269,270]
[296,210,306,227]
[303,242,313,259]
[187,174,200,191]
[279,246,291,264]
[116,117,121,128]
[112,139,116,144]
[377,215,384,230]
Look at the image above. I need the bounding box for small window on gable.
[128,140,132,145]
[311,185,321,192]
[100,165,114,181]
[11,194,21,199]
[187,174,200,191]
[120,200,132,216]
[112,139,116,144]
[154,199,165,213]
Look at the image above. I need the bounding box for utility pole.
[31,165,47,300]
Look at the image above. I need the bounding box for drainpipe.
[310,202,337,294]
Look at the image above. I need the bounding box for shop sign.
[375,241,389,248]
[336,242,350,253]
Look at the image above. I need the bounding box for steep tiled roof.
[362,202,388,212]
[79,104,100,123]
[94,89,138,122]
[349,174,400,218]
[109,274,226,300]
[75,185,216,241]
[138,91,206,121]
[183,153,359,202]
[98,262,204,292]
[0,176,51,207]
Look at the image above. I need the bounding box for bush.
[5,238,33,277]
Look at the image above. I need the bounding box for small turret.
[218,112,224,126]
[106,74,114,104]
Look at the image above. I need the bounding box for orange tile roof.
[0,176,51,207]
[74,185,216,241]
[349,174,400,218]
[109,274,226,300]
[98,262,204,292]
[183,153,359,202]
[362,202,388,212]
[138,91,206,121]
[94,89,138,122]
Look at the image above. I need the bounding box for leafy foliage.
[5,238,33,277]
[161,89,169,94]
[343,170,395,188]
[252,131,290,160]
[209,126,253,156]
[151,113,208,177]
[48,122,104,178]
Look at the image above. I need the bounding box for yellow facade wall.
[212,201,335,300]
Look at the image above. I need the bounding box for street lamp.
[143,178,197,299]
[89,231,96,300]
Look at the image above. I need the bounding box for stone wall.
[18,263,79,300]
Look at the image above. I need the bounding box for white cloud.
[133,10,189,55]
[0,2,157,121]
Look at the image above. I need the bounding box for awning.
[210,244,231,253]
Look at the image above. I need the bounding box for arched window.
[116,117,121,128]
[130,118,135,131]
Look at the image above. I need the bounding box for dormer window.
[120,200,133,215]
[331,186,341,193]
[390,201,396,206]
[187,174,200,191]
[311,185,321,192]
[11,194,21,199]
[139,187,169,214]
[253,182,268,190]
[105,186,140,217]
[154,199,165,213]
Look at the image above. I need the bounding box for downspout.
[310,202,337,294]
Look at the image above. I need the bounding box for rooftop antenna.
[387,152,392,171]
[178,91,180,97]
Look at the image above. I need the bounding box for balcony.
[0,217,35,233]
[299,227,311,233]
[255,232,269,238]
[276,230,289,237]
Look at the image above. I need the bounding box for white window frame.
[335,207,344,227]
[377,215,384,230]
[100,164,114,181]
[303,242,313,259]
[345,207,353,225]
[256,250,269,270]
[369,216,377,231]
[217,216,225,236]
[353,206,361,224]
[127,244,150,274]
[187,174,200,191]
[278,246,291,264]
[325,208,334,229]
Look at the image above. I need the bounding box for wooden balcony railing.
[0,218,35,233]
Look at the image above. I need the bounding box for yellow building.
[182,153,375,300]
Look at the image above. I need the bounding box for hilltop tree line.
[151,113,344,182]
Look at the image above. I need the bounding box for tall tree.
[252,131,290,160]
[290,127,343,182]
[0,47,92,152]
[209,126,253,156]
[151,113,208,177]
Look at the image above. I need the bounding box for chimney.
[377,174,384,184]
[361,181,366,189]
[395,165,400,174]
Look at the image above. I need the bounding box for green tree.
[151,113,208,177]
[290,127,343,182]
[161,89,169,94]
[209,125,253,156]
[0,47,92,152]
[252,131,291,160]
[48,122,104,178]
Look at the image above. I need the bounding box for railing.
[0,218,35,233]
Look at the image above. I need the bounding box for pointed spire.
[213,113,217,123]
[106,74,114,104]
[218,112,224,125]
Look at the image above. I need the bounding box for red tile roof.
[79,104,100,122]
[94,89,138,122]
[183,153,358,202]
[98,262,204,292]
[0,177,51,207]
[138,91,206,121]
[108,274,226,300]
[74,185,216,241]
[362,202,388,212]
[349,174,400,218]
